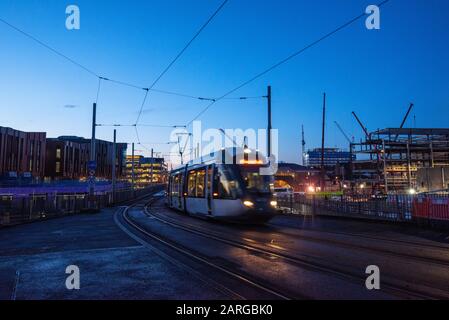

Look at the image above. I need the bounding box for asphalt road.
[1,196,448,300]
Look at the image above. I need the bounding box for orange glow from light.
[239,159,263,165]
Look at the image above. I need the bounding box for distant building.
[0,126,46,181]
[126,155,167,188]
[275,162,320,192]
[44,136,127,181]
[305,148,355,168]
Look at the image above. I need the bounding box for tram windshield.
[239,166,274,194]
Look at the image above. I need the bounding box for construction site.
[349,128,449,194]
[299,99,449,195]
[345,104,449,194]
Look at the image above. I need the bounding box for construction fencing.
[0,185,164,227]
[277,193,449,228]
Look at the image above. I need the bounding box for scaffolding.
[350,128,449,193]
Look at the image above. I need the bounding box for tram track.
[145,196,449,300]
[269,220,449,251]
[115,196,292,300]
[263,225,449,268]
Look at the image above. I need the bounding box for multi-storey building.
[45,136,127,181]
[0,126,46,181]
[305,148,355,168]
[125,155,167,188]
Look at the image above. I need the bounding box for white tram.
[167,148,277,223]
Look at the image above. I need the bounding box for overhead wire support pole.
[321,93,326,191]
[267,86,272,159]
[90,103,97,176]
[132,143,135,192]
[112,130,117,203]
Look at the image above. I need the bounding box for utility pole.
[89,102,97,204]
[150,148,154,185]
[178,136,184,165]
[321,93,326,191]
[112,129,117,203]
[267,85,272,159]
[131,143,135,192]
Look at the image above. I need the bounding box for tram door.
[206,165,213,215]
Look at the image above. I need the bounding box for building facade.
[0,126,46,181]
[125,155,167,188]
[305,148,355,168]
[44,136,127,181]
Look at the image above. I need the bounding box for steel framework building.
[350,128,449,193]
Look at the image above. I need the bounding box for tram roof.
[170,147,269,173]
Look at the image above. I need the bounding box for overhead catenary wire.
[0,17,99,78]
[1,10,262,127]
[186,0,391,126]
[135,0,229,125]
[0,16,232,103]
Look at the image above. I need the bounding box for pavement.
[0,207,228,300]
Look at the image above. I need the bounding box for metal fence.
[0,185,163,227]
[277,193,449,227]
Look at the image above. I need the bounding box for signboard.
[88,161,97,171]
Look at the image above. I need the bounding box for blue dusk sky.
[1,0,448,164]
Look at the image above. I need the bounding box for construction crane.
[351,111,370,139]
[399,103,414,129]
[395,103,414,141]
[301,125,306,166]
[334,121,352,144]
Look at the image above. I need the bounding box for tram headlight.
[270,200,278,208]
[243,200,254,208]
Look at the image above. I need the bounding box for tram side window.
[187,171,196,197]
[173,175,179,196]
[179,174,184,196]
[196,169,206,198]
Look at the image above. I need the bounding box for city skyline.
[1,0,449,164]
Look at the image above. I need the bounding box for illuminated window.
[196,169,206,198]
[187,171,196,197]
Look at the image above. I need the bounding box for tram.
[167,147,277,223]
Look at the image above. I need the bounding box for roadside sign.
[88,161,97,171]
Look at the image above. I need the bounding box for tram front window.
[239,166,274,194]
[214,165,242,199]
